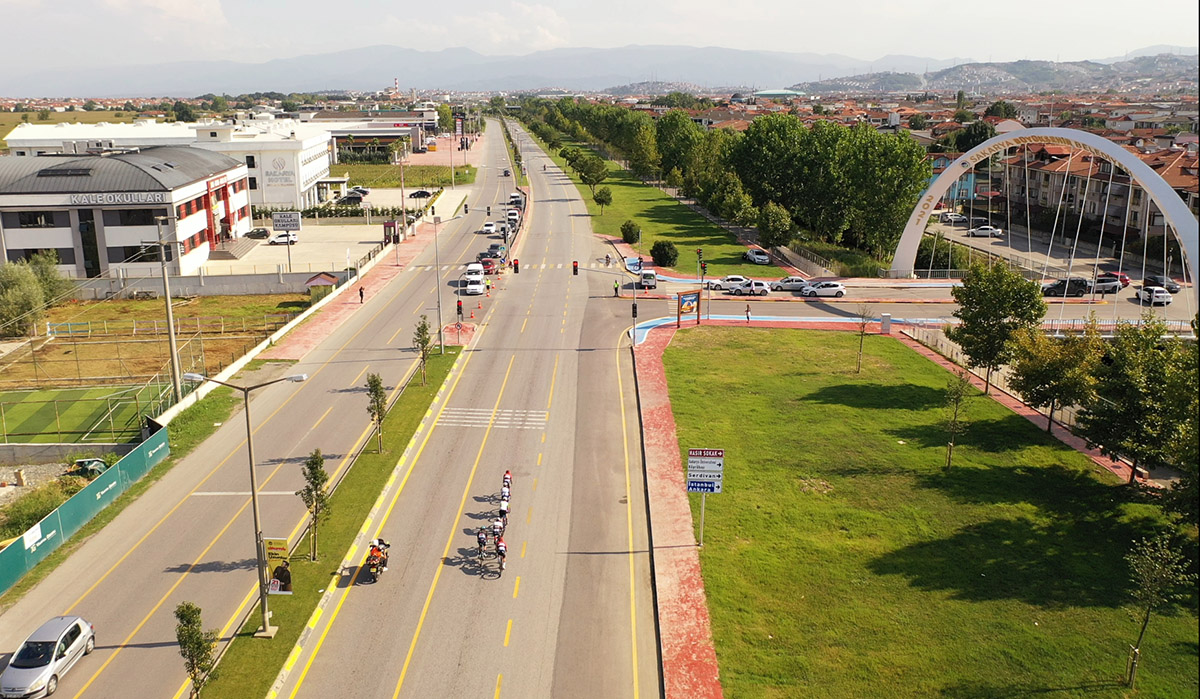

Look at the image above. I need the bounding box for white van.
[639,270,658,289]
[506,209,520,223]
[508,192,522,205]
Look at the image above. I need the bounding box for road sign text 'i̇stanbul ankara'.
[687,448,724,493]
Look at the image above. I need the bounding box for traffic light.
[487,206,491,215]
[632,302,638,319]
[697,248,703,260]
[701,261,707,275]
[572,261,578,276]
[431,206,436,216]
[513,259,520,273]
[464,204,469,214]
[457,299,463,317]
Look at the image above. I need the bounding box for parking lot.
[203,223,390,275]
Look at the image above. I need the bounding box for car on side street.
[246,227,270,239]
[1137,286,1173,305]
[966,225,1004,238]
[743,249,771,265]
[1142,274,1181,293]
[940,212,968,224]
[1090,276,1123,295]
[731,280,770,296]
[0,616,96,699]
[800,281,846,298]
[409,190,432,199]
[1042,278,1089,297]
[771,276,809,291]
[350,186,370,196]
[707,275,748,291]
[268,232,298,245]
[1096,271,1130,288]
[335,195,363,206]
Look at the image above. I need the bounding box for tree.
[365,373,386,451]
[655,110,704,177]
[953,109,975,124]
[436,103,453,133]
[295,448,331,561]
[279,99,299,112]
[620,220,640,245]
[665,166,684,191]
[174,601,218,697]
[954,119,997,152]
[945,263,1046,394]
[839,125,932,256]
[413,315,433,385]
[123,100,136,112]
[36,109,50,121]
[1007,322,1101,431]
[172,101,196,122]
[1078,314,1186,484]
[1161,316,1198,525]
[756,201,794,249]
[577,154,609,194]
[28,250,73,304]
[955,90,966,110]
[907,113,928,130]
[1124,535,1196,687]
[628,122,661,181]
[854,304,874,374]
[20,113,28,123]
[943,369,973,468]
[650,240,678,268]
[593,186,613,215]
[984,100,1017,119]
[83,100,99,112]
[0,261,46,337]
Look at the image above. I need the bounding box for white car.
[708,275,748,291]
[743,249,770,265]
[268,232,297,245]
[967,225,1004,238]
[481,222,496,234]
[731,280,770,296]
[463,279,486,295]
[771,276,809,291]
[0,616,95,698]
[464,263,484,284]
[941,212,968,224]
[800,281,846,298]
[1137,286,1173,305]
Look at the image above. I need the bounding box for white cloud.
[384,1,569,53]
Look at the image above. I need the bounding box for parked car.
[707,275,748,291]
[1142,274,1181,293]
[966,225,1004,238]
[940,212,968,224]
[409,190,432,199]
[731,280,770,296]
[771,276,809,291]
[488,243,507,258]
[800,281,846,298]
[465,263,484,283]
[1137,286,1173,305]
[639,270,658,289]
[480,258,498,275]
[0,616,95,698]
[1090,276,1123,295]
[335,195,363,206]
[463,279,486,295]
[743,249,771,265]
[1096,271,1130,288]
[1042,278,1089,297]
[508,193,522,204]
[246,227,270,239]
[477,250,501,261]
[268,232,298,245]
[350,186,370,195]
[481,222,497,234]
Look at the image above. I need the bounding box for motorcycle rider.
[369,538,389,571]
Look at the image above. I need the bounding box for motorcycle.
[360,539,390,584]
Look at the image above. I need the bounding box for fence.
[47,314,298,339]
[0,422,169,596]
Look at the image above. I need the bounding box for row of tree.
[517,98,933,260]
[947,263,1197,523]
[0,252,74,337]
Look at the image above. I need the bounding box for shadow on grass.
[887,413,1057,454]
[275,301,310,311]
[915,461,1134,511]
[867,514,1146,608]
[938,679,1125,697]
[806,382,946,411]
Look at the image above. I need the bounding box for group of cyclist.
[477,470,514,571]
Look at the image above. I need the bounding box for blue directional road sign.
[687,480,718,493]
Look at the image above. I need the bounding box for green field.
[663,327,1197,697]
[330,162,477,189]
[0,384,167,443]
[531,135,769,278]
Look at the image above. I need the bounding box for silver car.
[1,616,95,698]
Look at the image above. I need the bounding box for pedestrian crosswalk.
[406,262,616,271]
[437,408,549,430]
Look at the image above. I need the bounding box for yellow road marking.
[540,432,545,443]
[393,355,517,697]
[521,541,526,558]
[615,328,641,697]
[504,618,513,647]
[537,452,542,466]
[532,477,537,491]
[350,365,369,385]
[513,577,520,598]
[526,507,532,524]
[520,318,527,333]
[311,406,334,430]
[494,674,503,698]
[545,353,559,410]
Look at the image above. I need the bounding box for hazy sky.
[4,0,1196,71]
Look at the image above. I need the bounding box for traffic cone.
[470,310,475,319]
[477,300,483,309]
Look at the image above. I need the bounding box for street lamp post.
[153,216,183,404]
[432,216,445,354]
[182,371,308,639]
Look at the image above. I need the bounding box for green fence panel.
[54,466,123,541]
[0,510,64,595]
[118,426,169,485]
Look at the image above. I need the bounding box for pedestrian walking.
[359,286,365,303]
[614,280,620,297]
[745,304,751,323]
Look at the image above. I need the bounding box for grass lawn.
[330,162,476,189]
[663,327,1197,698]
[532,134,769,278]
[796,239,891,278]
[0,384,166,443]
[45,293,308,325]
[0,110,143,150]
[203,350,458,698]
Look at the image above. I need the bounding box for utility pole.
[154,216,183,404]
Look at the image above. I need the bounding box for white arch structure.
[890,127,1199,305]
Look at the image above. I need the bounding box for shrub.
[620,220,640,245]
[650,240,678,267]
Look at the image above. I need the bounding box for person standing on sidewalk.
[745,304,751,323]
[359,286,365,303]
[614,280,620,297]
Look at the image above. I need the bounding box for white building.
[4,117,335,209]
[0,147,250,278]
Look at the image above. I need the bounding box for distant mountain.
[792,53,1199,94]
[1094,45,1199,64]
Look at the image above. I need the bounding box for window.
[249,177,258,190]
[109,245,161,263]
[18,211,56,228]
[117,209,156,226]
[246,155,256,169]
[210,132,217,138]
